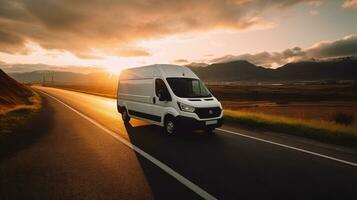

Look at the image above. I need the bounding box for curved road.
[1,86,357,199]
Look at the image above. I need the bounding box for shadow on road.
[0,97,54,163]
[123,122,222,199]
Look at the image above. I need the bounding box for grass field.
[222,101,357,126]
[224,110,357,146]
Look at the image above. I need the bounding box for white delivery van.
[117,64,223,134]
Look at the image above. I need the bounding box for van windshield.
[166,78,212,98]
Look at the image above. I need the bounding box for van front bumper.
[175,116,223,130]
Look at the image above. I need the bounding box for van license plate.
[206,120,217,125]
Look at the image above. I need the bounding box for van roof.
[120,64,198,80]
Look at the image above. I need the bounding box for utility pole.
[51,71,54,84]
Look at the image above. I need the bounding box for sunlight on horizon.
[105,65,122,75]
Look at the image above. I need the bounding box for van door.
[151,78,172,124]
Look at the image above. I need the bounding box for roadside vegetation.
[0,91,42,139]
[224,110,357,146]
[0,90,43,159]
[1,68,43,140]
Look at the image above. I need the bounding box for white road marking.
[217,128,357,167]
[39,91,217,200]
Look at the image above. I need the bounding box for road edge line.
[217,128,357,167]
[39,90,217,200]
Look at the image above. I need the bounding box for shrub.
[331,112,355,125]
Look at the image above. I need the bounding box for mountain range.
[4,57,357,84]
[8,71,118,85]
[190,57,357,82]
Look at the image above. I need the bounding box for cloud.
[0,30,28,54]
[209,47,306,67]
[309,9,319,15]
[306,35,357,58]
[0,0,319,57]
[342,0,357,10]
[75,53,105,60]
[173,59,189,64]
[308,1,322,6]
[208,35,357,67]
[185,62,209,68]
[172,59,210,67]
[112,48,151,57]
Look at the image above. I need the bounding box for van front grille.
[195,107,221,119]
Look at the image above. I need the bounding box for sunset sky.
[1,0,357,73]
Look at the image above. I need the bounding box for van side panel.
[119,79,153,103]
[118,78,153,118]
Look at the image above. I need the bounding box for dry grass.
[222,101,357,126]
[224,110,357,146]
[0,91,42,135]
[1,92,42,114]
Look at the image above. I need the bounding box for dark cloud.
[0,30,27,54]
[209,35,357,67]
[307,35,357,58]
[0,0,319,57]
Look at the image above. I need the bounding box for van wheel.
[164,117,176,135]
[122,108,130,123]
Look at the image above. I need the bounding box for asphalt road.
[1,86,357,200]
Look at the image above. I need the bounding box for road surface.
[1,86,357,200]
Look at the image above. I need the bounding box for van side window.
[155,79,171,100]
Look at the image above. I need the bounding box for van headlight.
[177,102,195,113]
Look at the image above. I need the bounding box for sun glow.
[105,65,122,75]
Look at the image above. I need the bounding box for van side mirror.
[158,90,171,101]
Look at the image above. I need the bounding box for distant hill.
[274,58,357,81]
[191,57,357,82]
[191,60,272,81]
[8,71,118,85]
[0,69,32,109]
[185,62,209,68]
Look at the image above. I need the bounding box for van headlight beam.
[177,102,195,113]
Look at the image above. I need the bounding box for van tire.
[122,108,130,123]
[164,116,176,135]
